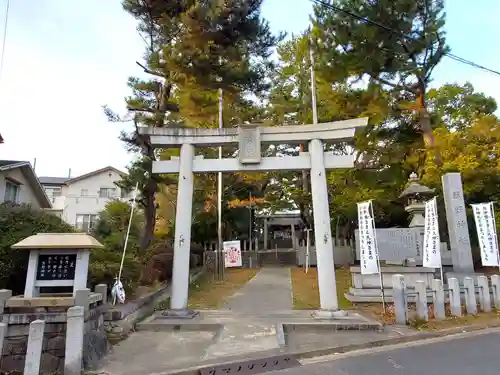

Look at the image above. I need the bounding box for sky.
[0,0,499,178]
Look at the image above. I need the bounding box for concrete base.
[311,309,348,320]
[159,309,199,319]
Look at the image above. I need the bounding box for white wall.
[45,169,131,226]
[0,168,42,208]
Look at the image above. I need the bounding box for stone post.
[463,277,477,315]
[309,139,341,317]
[0,289,12,314]
[392,274,407,325]
[24,319,45,375]
[432,279,445,320]
[415,280,428,321]
[65,306,85,375]
[169,143,197,317]
[291,224,296,250]
[74,288,90,312]
[95,284,108,305]
[0,322,6,356]
[442,173,474,273]
[448,277,462,316]
[477,276,492,312]
[491,275,500,309]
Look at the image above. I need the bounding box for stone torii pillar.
[164,143,197,317]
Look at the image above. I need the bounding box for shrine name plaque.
[36,254,77,281]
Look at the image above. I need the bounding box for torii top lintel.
[137,117,368,148]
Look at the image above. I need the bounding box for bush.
[0,203,75,294]
[88,249,142,294]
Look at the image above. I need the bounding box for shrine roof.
[12,233,104,250]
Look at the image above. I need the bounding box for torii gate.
[139,117,368,319]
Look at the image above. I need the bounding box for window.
[81,189,88,196]
[75,214,99,232]
[99,188,115,198]
[52,187,62,197]
[4,181,19,203]
[44,187,61,197]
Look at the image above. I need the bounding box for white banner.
[472,203,499,267]
[357,201,379,275]
[223,240,242,268]
[423,197,442,268]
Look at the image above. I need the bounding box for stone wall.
[1,305,108,374]
[103,268,206,341]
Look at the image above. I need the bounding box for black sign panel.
[36,254,77,281]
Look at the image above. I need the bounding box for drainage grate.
[199,354,300,375]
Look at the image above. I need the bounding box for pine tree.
[312,0,449,163]
[105,0,282,249]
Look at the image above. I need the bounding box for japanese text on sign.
[36,254,77,281]
[357,201,379,275]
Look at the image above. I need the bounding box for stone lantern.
[398,172,435,227]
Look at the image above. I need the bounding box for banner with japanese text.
[423,197,442,268]
[357,201,379,275]
[223,240,242,268]
[472,203,499,267]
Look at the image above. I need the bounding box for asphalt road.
[270,330,500,375]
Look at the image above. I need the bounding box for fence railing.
[393,274,500,324]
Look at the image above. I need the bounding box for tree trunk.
[140,180,157,251]
[417,90,442,167]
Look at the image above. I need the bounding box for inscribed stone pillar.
[169,143,196,315]
[309,139,341,314]
[291,224,296,249]
[442,173,474,273]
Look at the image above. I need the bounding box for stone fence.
[0,286,108,375]
[103,267,205,341]
[392,274,500,325]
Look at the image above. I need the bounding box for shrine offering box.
[11,233,104,298]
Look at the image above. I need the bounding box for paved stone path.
[223,267,293,312]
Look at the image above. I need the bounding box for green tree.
[93,200,144,254]
[312,0,449,162]
[0,203,75,293]
[107,0,283,249]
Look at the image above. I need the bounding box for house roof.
[0,160,52,208]
[39,176,70,185]
[40,166,126,186]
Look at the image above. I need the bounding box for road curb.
[150,322,500,375]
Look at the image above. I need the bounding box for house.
[0,160,52,209]
[39,166,131,232]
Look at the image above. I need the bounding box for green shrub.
[88,248,142,294]
[0,202,75,294]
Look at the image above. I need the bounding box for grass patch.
[364,303,500,330]
[290,267,352,310]
[157,268,259,311]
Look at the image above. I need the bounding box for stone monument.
[347,173,449,303]
[2,233,109,374]
[11,233,104,297]
[442,173,475,274]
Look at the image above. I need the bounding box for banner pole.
[489,202,500,272]
[370,200,385,311]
